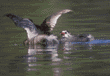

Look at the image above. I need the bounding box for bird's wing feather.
[5,13,23,25]
[5,14,40,39]
[40,9,72,32]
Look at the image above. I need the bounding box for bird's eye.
[65,32,67,34]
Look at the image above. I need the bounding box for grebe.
[60,30,94,43]
[5,9,72,45]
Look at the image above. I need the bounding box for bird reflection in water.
[27,43,61,61]
[63,42,93,51]
[24,43,62,73]
[60,42,94,60]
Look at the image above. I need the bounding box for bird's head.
[60,30,72,38]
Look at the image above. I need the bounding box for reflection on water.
[24,43,62,76]
[24,42,94,75]
[27,44,61,62]
[0,42,110,76]
[21,41,110,76]
[62,42,94,60]
[59,42,110,76]
[63,42,93,51]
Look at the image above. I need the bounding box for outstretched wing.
[5,14,40,39]
[5,13,23,25]
[40,9,72,32]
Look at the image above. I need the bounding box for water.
[0,0,110,76]
[1,43,110,76]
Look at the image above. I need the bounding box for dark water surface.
[0,0,110,76]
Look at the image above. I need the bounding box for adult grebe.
[5,9,72,45]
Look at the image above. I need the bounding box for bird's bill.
[61,32,65,35]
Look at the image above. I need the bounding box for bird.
[5,9,72,45]
[60,30,94,43]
